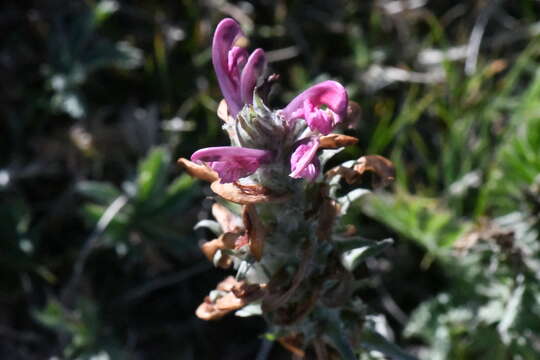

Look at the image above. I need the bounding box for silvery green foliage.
[195,101,415,359]
[405,210,540,359]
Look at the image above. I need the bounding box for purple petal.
[191,146,272,183]
[212,18,245,116]
[282,80,348,135]
[240,48,267,106]
[289,138,320,181]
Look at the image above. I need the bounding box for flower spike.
[281,80,348,135]
[191,146,272,183]
[212,18,267,117]
[240,48,266,106]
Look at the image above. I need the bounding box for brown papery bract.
[242,204,266,260]
[319,134,358,149]
[354,155,395,187]
[212,203,243,233]
[211,181,289,204]
[177,158,219,183]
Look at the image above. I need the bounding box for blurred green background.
[2,0,540,359]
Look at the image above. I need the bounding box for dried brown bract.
[212,203,243,233]
[196,277,266,321]
[278,334,305,358]
[343,101,361,129]
[211,181,288,204]
[263,240,314,312]
[317,197,340,242]
[354,155,395,187]
[242,204,266,260]
[200,232,239,268]
[325,165,360,184]
[177,158,219,183]
[319,134,359,149]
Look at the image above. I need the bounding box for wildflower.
[289,137,320,181]
[212,18,266,117]
[191,146,272,184]
[281,80,348,135]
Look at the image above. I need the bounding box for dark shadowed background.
[2,0,540,359]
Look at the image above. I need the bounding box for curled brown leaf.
[242,204,266,260]
[195,297,230,321]
[274,285,321,325]
[211,181,288,204]
[177,158,219,183]
[325,165,360,184]
[200,232,240,268]
[343,101,361,129]
[196,277,265,321]
[262,240,314,312]
[212,203,243,233]
[354,155,395,187]
[326,155,395,188]
[215,292,245,311]
[216,276,239,292]
[317,197,340,242]
[278,334,305,358]
[313,338,329,360]
[319,134,358,149]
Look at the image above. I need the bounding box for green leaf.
[327,326,358,360]
[340,238,393,271]
[360,328,418,360]
[135,148,169,204]
[77,181,121,204]
[194,220,222,236]
[337,188,371,215]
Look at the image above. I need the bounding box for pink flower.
[212,18,267,117]
[191,146,272,183]
[281,80,348,135]
[289,138,320,181]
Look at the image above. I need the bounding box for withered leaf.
[216,276,238,292]
[325,165,360,184]
[242,204,266,260]
[177,158,219,183]
[215,292,245,311]
[354,155,395,187]
[262,240,314,312]
[231,282,266,303]
[196,277,264,321]
[195,297,230,321]
[274,286,321,325]
[344,101,361,129]
[212,203,243,233]
[319,134,358,149]
[313,338,330,360]
[278,334,305,358]
[200,239,221,262]
[211,181,288,204]
[321,269,353,308]
[200,233,239,268]
[317,197,340,242]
